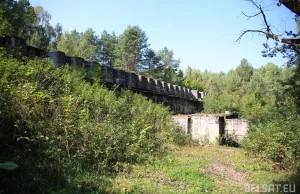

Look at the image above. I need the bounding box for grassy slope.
[109,145,296,194]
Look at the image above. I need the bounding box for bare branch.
[235,30,266,43]
[259,5,270,34]
[247,0,271,33]
[237,0,300,45]
[241,11,261,20]
[235,29,300,45]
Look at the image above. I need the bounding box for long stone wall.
[173,114,250,144]
[0,36,204,114]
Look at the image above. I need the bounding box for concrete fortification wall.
[173,115,250,144]
[0,36,205,114]
[224,118,249,142]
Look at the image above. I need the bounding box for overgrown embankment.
[0,49,189,193]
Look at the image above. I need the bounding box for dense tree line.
[0,0,183,85]
[58,26,183,83]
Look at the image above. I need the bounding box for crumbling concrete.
[173,114,250,145]
[225,118,250,142]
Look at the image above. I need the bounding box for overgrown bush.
[241,97,300,170]
[165,126,195,146]
[0,50,182,193]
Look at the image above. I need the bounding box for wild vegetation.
[184,59,300,170]
[1,0,300,193]
[0,49,191,193]
[112,145,299,193]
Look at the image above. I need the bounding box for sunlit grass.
[111,144,297,194]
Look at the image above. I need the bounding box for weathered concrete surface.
[47,51,66,66]
[173,115,189,134]
[190,115,220,144]
[173,114,250,145]
[225,119,250,142]
[141,92,203,114]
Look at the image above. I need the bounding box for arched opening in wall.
[187,117,192,134]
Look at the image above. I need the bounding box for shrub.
[241,97,300,169]
[0,51,181,193]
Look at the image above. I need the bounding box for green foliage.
[203,94,240,114]
[141,48,161,74]
[165,126,195,146]
[241,97,300,169]
[0,4,10,37]
[150,47,182,84]
[0,162,18,170]
[180,66,204,90]
[26,5,52,50]
[98,30,118,66]
[27,25,51,50]
[115,25,149,72]
[57,28,99,61]
[0,0,36,39]
[0,51,181,193]
[48,23,63,50]
[182,78,204,91]
[201,62,294,117]
[235,58,253,82]
[157,47,180,76]
[0,1,61,51]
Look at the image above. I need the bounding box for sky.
[29,0,295,73]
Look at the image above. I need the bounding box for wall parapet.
[0,36,206,114]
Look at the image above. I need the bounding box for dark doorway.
[187,117,192,134]
[219,117,225,136]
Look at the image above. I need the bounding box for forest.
[0,0,300,193]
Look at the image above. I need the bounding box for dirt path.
[207,163,249,187]
[197,146,252,192]
[114,145,291,193]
